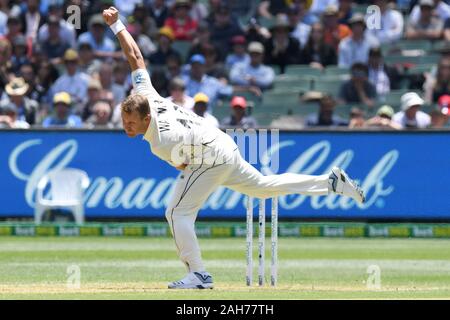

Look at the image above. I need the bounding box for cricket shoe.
[168,271,214,289]
[328,167,365,204]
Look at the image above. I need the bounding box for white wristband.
[110,19,125,35]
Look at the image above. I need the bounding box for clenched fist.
[103,6,119,26]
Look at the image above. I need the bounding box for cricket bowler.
[103,7,365,289]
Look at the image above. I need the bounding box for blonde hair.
[121,94,150,119]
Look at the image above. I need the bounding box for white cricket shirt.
[131,69,235,168]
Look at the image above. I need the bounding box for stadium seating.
[172,40,191,62]
[273,75,313,93]
[261,91,300,112]
[324,66,350,77]
[212,105,230,122]
[312,79,341,97]
[285,65,323,77]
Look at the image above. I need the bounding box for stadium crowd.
[0,0,449,130]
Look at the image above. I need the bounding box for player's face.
[121,110,149,138]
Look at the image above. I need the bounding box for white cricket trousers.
[164,146,330,274]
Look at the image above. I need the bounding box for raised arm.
[102,6,145,71]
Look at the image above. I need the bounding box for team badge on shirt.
[134,73,145,84]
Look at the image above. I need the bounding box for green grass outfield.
[1,237,450,299]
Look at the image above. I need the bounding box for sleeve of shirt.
[337,41,350,68]
[254,66,275,89]
[366,83,377,99]
[386,11,404,42]
[131,68,160,98]
[229,63,249,86]
[217,82,233,97]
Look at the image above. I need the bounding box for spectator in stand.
[406,0,444,40]
[167,76,195,110]
[0,60,9,99]
[338,13,379,68]
[431,94,450,127]
[182,54,233,106]
[209,3,243,59]
[0,38,11,98]
[0,101,30,129]
[393,92,431,128]
[221,96,258,129]
[338,63,377,108]
[409,0,450,25]
[348,107,366,128]
[51,49,90,108]
[0,0,20,20]
[166,53,183,79]
[287,4,311,49]
[258,0,291,19]
[77,42,102,76]
[367,0,404,44]
[0,1,10,36]
[42,91,82,128]
[218,0,256,18]
[306,94,348,127]
[127,19,157,58]
[202,44,228,80]
[11,35,30,75]
[4,15,26,47]
[230,42,275,91]
[149,0,170,28]
[430,108,449,127]
[113,61,131,93]
[40,15,70,60]
[113,0,142,17]
[98,62,126,107]
[85,101,114,128]
[192,92,220,127]
[322,4,351,52]
[77,78,102,120]
[337,0,353,25]
[429,95,449,128]
[225,35,250,70]
[365,105,402,129]
[151,66,170,97]
[445,18,450,40]
[3,77,38,125]
[190,0,209,22]
[38,2,77,48]
[165,0,198,41]
[19,63,42,103]
[34,60,59,109]
[367,47,401,97]
[264,14,302,74]
[425,57,450,102]
[129,3,158,39]
[309,0,338,20]
[149,27,181,65]
[187,20,218,62]
[244,17,271,44]
[20,0,46,42]
[299,22,337,69]
[77,14,117,58]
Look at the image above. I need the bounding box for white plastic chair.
[35,168,90,224]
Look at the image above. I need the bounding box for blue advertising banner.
[1,130,449,219]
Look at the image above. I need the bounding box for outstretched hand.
[103,6,119,26]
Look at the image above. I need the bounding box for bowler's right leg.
[223,153,365,203]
